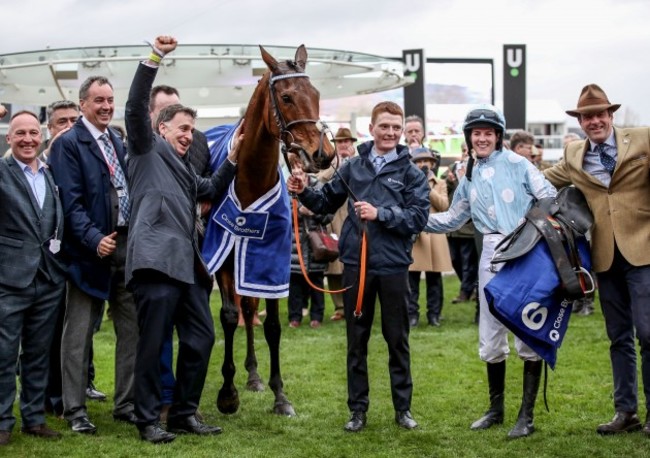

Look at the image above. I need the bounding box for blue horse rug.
[485,237,592,369]
[202,123,291,298]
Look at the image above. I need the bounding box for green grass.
[7,275,650,457]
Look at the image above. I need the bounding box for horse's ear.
[294,45,307,72]
[259,45,279,73]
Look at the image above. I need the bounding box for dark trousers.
[448,237,479,296]
[597,245,650,413]
[160,331,176,405]
[408,271,443,322]
[288,272,325,323]
[130,269,215,427]
[0,275,63,431]
[343,269,412,413]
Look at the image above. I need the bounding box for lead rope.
[291,197,348,294]
[284,147,369,318]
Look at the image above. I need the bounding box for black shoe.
[68,416,97,435]
[344,411,367,432]
[409,317,419,328]
[428,316,441,327]
[113,411,138,424]
[139,424,176,444]
[167,415,222,435]
[395,410,418,429]
[86,383,107,402]
[596,412,642,435]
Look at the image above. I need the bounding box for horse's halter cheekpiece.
[268,72,331,170]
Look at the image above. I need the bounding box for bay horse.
[205,45,334,416]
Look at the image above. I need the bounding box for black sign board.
[503,44,526,130]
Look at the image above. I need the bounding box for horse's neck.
[235,85,280,208]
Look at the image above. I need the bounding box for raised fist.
[154,36,178,55]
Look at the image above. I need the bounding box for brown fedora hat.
[333,127,357,141]
[566,84,621,117]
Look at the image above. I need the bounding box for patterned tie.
[373,155,385,173]
[596,143,616,176]
[100,134,130,224]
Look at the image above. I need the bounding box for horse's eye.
[281,95,291,103]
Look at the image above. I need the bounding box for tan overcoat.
[409,174,453,272]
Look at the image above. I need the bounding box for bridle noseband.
[268,72,331,170]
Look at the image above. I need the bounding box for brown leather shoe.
[310,320,321,329]
[0,431,10,446]
[452,292,470,304]
[21,424,62,439]
[289,320,300,328]
[596,412,642,435]
[330,311,344,321]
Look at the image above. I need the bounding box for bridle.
[267,72,331,171]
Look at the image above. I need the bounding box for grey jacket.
[0,157,65,289]
[124,63,236,286]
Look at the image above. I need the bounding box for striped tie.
[373,156,385,173]
[100,134,130,224]
[596,143,616,176]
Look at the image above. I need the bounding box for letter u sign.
[404,53,421,73]
[506,48,523,68]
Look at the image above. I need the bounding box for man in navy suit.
[49,76,138,435]
[0,111,66,446]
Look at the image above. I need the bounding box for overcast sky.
[3,0,650,125]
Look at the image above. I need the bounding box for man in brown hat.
[318,127,357,321]
[544,84,650,436]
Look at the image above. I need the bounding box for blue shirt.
[370,147,398,173]
[425,149,557,235]
[13,155,47,209]
[583,131,616,187]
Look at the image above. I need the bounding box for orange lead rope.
[291,197,348,294]
[290,197,368,318]
[354,228,368,318]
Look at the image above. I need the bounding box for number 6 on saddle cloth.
[485,187,595,369]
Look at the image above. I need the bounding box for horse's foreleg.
[242,296,264,392]
[264,298,295,416]
[216,271,240,414]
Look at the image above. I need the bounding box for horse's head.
[260,45,335,173]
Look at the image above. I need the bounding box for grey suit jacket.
[0,156,65,289]
[124,62,236,286]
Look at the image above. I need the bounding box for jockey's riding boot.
[508,359,543,439]
[470,361,505,430]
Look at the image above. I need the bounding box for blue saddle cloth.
[485,237,592,369]
[202,123,291,298]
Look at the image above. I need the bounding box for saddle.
[491,186,595,299]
